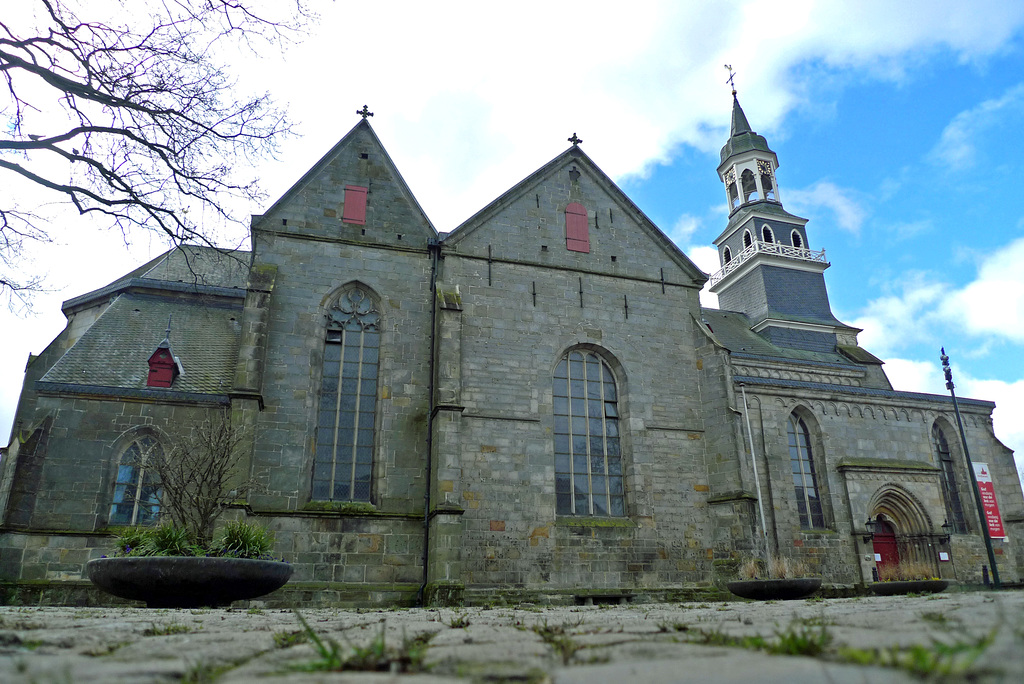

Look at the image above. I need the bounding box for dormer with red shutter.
[147,323,183,388]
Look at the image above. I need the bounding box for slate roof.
[719,95,774,164]
[62,246,250,313]
[41,293,242,395]
[700,308,859,367]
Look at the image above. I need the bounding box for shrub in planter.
[87,412,292,606]
[870,561,948,596]
[728,556,821,601]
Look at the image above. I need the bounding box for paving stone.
[1,592,1022,682]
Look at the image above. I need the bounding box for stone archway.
[867,484,939,578]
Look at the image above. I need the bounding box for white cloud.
[668,214,702,245]
[784,181,868,235]
[939,237,1024,343]
[849,275,948,356]
[929,84,1024,169]
[6,1,1024,439]
[883,358,945,395]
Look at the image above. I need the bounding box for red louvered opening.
[565,202,590,253]
[342,185,368,224]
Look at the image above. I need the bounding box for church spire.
[717,89,779,214]
[730,93,753,136]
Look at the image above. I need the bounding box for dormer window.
[147,337,182,388]
[791,230,803,248]
[761,225,775,243]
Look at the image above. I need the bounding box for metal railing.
[709,240,827,287]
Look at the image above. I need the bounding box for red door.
[873,520,899,570]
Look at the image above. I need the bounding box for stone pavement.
[1,590,1023,683]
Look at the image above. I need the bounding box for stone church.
[2,96,1022,606]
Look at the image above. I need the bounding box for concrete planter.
[726,578,822,601]
[869,579,949,596]
[86,556,293,608]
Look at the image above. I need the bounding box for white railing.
[709,240,827,287]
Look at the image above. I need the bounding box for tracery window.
[553,350,624,516]
[313,286,380,502]
[788,415,825,529]
[110,435,162,525]
[934,424,968,533]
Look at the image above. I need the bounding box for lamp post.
[940,347,1000,589]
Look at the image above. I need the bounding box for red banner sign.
[973,463,1006,539]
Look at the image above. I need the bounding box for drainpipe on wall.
[418,238,441,605]
[739,383,771,567]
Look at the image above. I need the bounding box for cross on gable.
[357,105,374,119]
[568,132,583,146]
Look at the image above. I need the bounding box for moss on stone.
[837,458,938,471]
[554,517,636,528]
[300,501,378,515]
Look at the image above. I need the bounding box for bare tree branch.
[0,1,312,305]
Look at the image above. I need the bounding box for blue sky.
[3,1,1024,480]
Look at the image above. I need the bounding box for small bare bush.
[878,561,937,582]
[737,556,810,579]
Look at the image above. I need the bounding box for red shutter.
[342,185,368,224]
[565,202,589,253]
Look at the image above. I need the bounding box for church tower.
[709,93,855,354]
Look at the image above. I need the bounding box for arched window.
[553,349,624,516]
[757,160,775,200]
[725,169,739,209]
[741,169,758,202]
[791,230,803,248]
[313,285,381,502]
[788,415,825,529]
[723,247,732,264]
[933,424,967,533]
[743,230,752,249]
[110,435,162,525]
[761,225,775,243]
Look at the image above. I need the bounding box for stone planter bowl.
[727,577,822,601]
[869,579,949,596]
[87,556,293,608]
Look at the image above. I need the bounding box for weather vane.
[724,64,737,96]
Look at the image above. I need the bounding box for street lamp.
[940,347,1000,589]
[862,516,879,544]
[939,520,951,545]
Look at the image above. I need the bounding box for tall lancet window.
[934,424,967,533]
[788,415,825,529]
[553,350,624,516]
[110,435,162,526]
[757,160,776,200]
[313,286,381,502]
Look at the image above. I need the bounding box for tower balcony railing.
[709,240,827,287]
